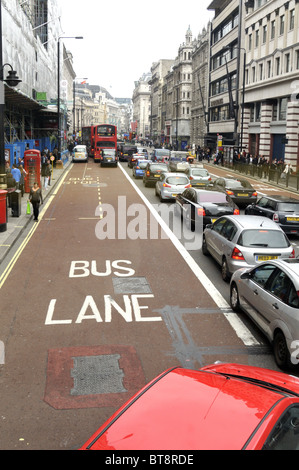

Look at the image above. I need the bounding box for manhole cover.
[113,277,152,294]
[71,354,126,395]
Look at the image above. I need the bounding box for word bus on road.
[82,126,96,158]
[94,124,117,162]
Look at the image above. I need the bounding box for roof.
[5,85,43,111]
[225,215,284,229]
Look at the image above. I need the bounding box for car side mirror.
[240,271,252,280]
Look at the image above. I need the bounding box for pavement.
[0,158,71,264]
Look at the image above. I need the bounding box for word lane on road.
[0,160,255,450]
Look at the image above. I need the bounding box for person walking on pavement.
[44,161,51,190]
[29,182,43,221]
[11,164,21,189]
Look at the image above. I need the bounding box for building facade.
[244,0,299,167]
[132,73,151,140]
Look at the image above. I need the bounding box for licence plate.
[237,193,248,197]
[287,217,299,221]
[196,183,205,186]
[154,174,160,177]
[256,255,278,261]
[172,194,178,197]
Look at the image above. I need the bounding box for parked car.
[143,162,168,187]
[155,172,191,202]
[168,151,189,172]
[80,362,299,450]
[211,177,258,206]
[230,259,299,370]
[128,153,144,168]
[150,149,171,162]
[185,166,212,187]
[202,215,295,281]
[132,159,149,178]
[245,195,299,235]
[72,145,88,162]
[100,149,118,167]
[175,188,239,230]
[118,144,138,161]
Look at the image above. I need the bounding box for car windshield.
[227,180,252,189]
[238,229,289,248]
[277,203,299,212]
[191,170,209,177]
[137,162,148,168]
[75,147,86,152]
[197,193,228,203]
[156,150,170,156]
[166,176,189,185]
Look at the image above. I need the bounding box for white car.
[72,145,88,162]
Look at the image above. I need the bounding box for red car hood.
[80,365,292,450]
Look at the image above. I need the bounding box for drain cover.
[71,354,126,395]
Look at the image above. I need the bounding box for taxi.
[72,145,88,162]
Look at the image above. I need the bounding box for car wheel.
[221,258,230,282]
[273,331,293,370]
[230,283,240,312]
[202,235,209,256]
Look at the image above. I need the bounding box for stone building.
[244,0,299,167]
[132,73,151,140]
[191,24,211,149]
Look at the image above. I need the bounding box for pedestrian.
[44,161,51,190]
[29,181,43,221]
[19,164,27,196]
[11,164,21,189]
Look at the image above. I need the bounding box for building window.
[252,66,256,82]
[249,34,252,50]
[263,25,267,44]
[259,64,263,80]
[267,60,271,78]
[279,98,288,121]
[297,50,299,70]
[276,57,280,75]
[271,20,275,39]
[255,30,259,47]
[285,53,290,73]
[280,15,285,35]
[290,9,295,30]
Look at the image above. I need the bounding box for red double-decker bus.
[94,124,117,162]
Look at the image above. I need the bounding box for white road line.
[118,164,259,347]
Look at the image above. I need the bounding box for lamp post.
[57,36,83,157]
[0,0,21,187]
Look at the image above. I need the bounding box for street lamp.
[57,36,83,157]
[0,1,22,188]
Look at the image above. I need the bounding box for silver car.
[202,215,295,281]
[185,166,212,187]
[155,172,191,202]
[230,259,299,370]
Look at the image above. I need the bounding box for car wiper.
[217,372,299,397]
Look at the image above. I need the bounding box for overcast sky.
[59,0,214,98]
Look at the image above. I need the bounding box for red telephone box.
[24,149,41,193]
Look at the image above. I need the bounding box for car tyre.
[273,331,293,370]
[230,283,241,312]
[202,235,209,256]
[221,257,230,282]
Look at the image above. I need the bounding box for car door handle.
[272,303,279,310]
[253,289,259,295]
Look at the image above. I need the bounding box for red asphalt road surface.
[0,161,248,449]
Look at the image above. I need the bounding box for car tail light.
[208,177,212,181]
[146,171,150,176]
[252,191,258,196]
[185,184,191,188]
[273,213,279,222]
[136,166,139,169]
[231,247,245,260]
[233,209,240,215]
[163,183,171,188]
[197,207,206,216]
[189,176,193,180]
[226,190,234,196]
[289,249,295,259]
